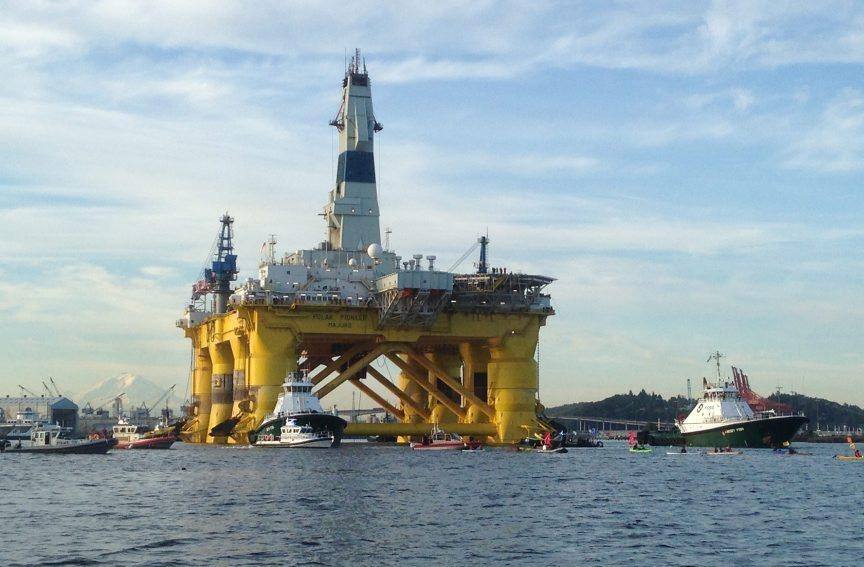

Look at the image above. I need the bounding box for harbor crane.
[18,385,38,397]
[49,377,62,396]
[138,385,176,417]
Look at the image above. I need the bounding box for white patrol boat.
[1,423,117,454]
[676,352,808,448]
[257,419,334,448]
[251,370,347,448]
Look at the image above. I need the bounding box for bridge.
[552,415,675,431]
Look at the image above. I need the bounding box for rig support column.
[459,342,490,426]
[426,349,461,425]
[189,346,212,443]
[248,316,295,425]
[228,334,249,444]
[208,341,234,444]
[487,323,541,443]
[397,354,429,443]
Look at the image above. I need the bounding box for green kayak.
[629,446,652,453]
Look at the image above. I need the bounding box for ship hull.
[681,415,808,448]
[115,435,177,450]
[251,413,347,448]
[1,438,117,454]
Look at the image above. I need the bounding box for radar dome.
[367,243,383,259]
[348,258,358,268]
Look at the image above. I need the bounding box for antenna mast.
[707,350,724,381]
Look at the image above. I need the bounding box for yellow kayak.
[835,455,864,461]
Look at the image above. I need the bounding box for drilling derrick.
[177,49,555,446]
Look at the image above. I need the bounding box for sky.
[1,1,863,408]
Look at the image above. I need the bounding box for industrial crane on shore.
[137,385,176,418]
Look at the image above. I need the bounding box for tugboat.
[1,424,116,454]
[410,425,481,451]
[677,352,808,448]
[251,370,347,448]
[112,417,177,450]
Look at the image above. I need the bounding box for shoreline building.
[0,395,78,430]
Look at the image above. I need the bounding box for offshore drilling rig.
[177,50,555,444]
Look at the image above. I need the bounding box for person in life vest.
[543,431,552,449]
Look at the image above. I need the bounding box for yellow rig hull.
[180,304,552,445]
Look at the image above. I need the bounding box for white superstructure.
[269,371,326,417]
[677,380,758,434]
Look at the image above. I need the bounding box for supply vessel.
[177,49,556,445]
[676,352,808,448]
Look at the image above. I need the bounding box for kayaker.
[680,445,687,453]
[543,431,552,448]
[855,449,862,458]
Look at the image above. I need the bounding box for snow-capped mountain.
[75,373,182,412]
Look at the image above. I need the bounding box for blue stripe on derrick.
[337,151,376,184]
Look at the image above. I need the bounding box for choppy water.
[2,441,861,566]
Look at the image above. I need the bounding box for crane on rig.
[190,213,237,314]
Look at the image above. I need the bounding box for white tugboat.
[676,352,808,448]
[251,370,347,448]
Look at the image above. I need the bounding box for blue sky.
[1,1,862,406]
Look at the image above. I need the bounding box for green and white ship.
[677,355,808,448]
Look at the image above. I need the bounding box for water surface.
[2,441,860,566]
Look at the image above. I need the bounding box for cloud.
[784,89,864,172]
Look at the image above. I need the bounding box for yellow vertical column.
[397,355,428,443]
[190,345,212,444]
[487,320,541,443]
[207,341,234,444]
[427,349,461,425]
[248,312,295,426]
[459,342,490,426]
[228,334,249,444]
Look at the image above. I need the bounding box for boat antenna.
[707,350,724,381]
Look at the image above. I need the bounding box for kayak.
[706,450,743,456]
[535,446,568,454]
[629,447,652,453]
[666,451,697,455]
[835,455,864,461]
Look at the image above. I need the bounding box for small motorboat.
[411,426,474,451]
[112,418,177,450]
[1,424,117,454]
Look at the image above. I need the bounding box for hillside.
[547,389,864,430]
